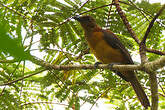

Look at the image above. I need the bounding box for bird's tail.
[130,76,150,109]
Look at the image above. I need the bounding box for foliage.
[0,0,165,110]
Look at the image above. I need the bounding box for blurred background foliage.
[0,0,165,109]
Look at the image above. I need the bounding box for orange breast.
[86,31,125,64]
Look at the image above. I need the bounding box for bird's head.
[73,15,97,31]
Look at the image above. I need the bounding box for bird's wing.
[102,29,134,64]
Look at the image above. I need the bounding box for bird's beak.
[73,15,81,21]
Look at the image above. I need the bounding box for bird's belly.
[89,40,124,64]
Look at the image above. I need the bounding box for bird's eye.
[85,17,90,21]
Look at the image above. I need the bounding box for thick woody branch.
[2,55,165,86]
[30,54,165,110]
[119,1,165,56]
[149,72,158,110]
[144,55,165,71]
[139,44,147,64]
[144,48,165,110]
[29,55,165,72]
[114,0,140,44]
[139,2,164,62]
[140,3,165,110]
[29,55,142,71]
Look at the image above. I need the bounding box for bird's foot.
[108,62,121,70]
[94,62,102,69]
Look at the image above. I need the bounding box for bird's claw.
[108,63,121,70]
[94,62,102,69]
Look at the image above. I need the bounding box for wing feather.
[102,29,134,64]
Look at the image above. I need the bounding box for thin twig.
[141,4,165,44]
[0,60,22,99]
[77,0,90,12]
[158,82,165,95]
[19,61,25,109]
[0,87,6,97]
[146,48,165,55]
[45,48,75,56]
[126,0,150,22]
[0,68,46,86]
[80,3,115,15]
[120,1,165,28]
[89,87,111,110]
[55,0,90,28]
[55,3,115,28]
[22,101,68,106]
[0,59,17,63]
[76,48,90,60]
[159,93,165,97]
[0,2,27,19]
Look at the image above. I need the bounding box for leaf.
[0,0,164,109]
[0,19,30,60]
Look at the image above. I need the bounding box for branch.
[139,44,148,64]
[159,93,165,97]
[149,72,158,110]
[28,55,165,110]
[54,0,89,28]
[77,0,90,12]
[114,0,140,44]
[144,55,165,71]
[90,87,111,110]
[140,4,165,110]
[141,4,165,44]
[0,68,46,86]
[121,0,150,22]
[44,48,75,56]
[120,1,165,28]
[79,3,115,15]
[76,48,90,60]
[146,48,165,55]
[158,83,165,95]
[29,55,143,71]
[28,55,165,72]
[0,59,17,63]
[0,2,28,19]
[22,101,68,106]
[27,55,165,110]
[119,1,165,56]
[38,0,89,28]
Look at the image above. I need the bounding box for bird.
[74,15,150,109]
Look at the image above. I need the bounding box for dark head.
[73,15,97,31]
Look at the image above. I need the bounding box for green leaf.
[0,19,30,60]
